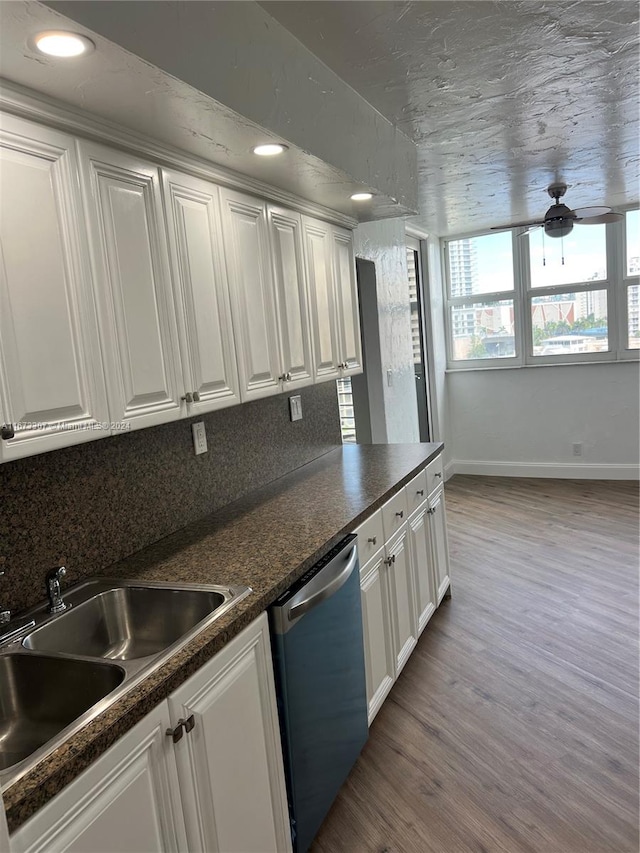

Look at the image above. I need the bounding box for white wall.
[354,220,420,444]
[448,361,640,478]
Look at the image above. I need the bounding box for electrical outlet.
[386,369,393,387]
[289,395,303,422]
[572,442,582,457]
[192,421,208,455]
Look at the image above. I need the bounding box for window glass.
[626,210,639,277]
[336,378,356,443]
[628,285,640,349]
[450,299,515,360]
[531,291,608,355]
[529,225,607,288]
[447,232,513,297]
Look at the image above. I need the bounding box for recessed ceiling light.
[351,192,373,201]
[31,31,95,58]
[253,143,288,157]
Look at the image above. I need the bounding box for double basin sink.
[0,579,250,787]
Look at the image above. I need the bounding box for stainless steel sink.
[0,578,251,787]
[24,586,227,660]
[0,653,124,772]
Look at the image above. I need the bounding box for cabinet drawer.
[381,489,409,541]
[405,469,428,516]
[426,454,444,496]
[355,510,384,566]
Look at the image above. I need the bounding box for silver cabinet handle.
[435,472,442,479]
[181,392,193,403]
[279,374,288,382]
[416,489,424,496]
[287,372,292,381]
[192,391,201,402]
[395,511,404,519]
[367,536,377,545]
[384,554,396,566]
[427,507,436,515]
[1,424,14,440]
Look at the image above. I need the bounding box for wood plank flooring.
[311,476,639,853]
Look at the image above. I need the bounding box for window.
[445,232,518,364]
[336,377,356,443]
[444,210,639,368]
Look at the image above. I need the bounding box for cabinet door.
[220,188,281,401]
[0,116,109,462]
[162,170,240,413]
[303,216,340,381]
[332,226,362,375]
[78,141,183,430]
[429,488,452,604]
[360,550,395,725]
[386,527,418,676]
[407,504,437,634]
[10,703,187,853]
[268,205,314,388]
[168,613,291,853]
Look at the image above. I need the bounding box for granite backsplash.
[0,382,342,615]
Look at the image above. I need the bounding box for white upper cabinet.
[303,216,362,382]
[303,216,342,381]
[219,188,282,401]
[162,170,240,413]
[0,115,109,462]
[332,226,363,375]
[78,141,183,430]
[267,205,314,388]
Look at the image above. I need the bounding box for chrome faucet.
[46,566,68,614]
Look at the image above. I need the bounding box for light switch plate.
[192,421,208,455]
[289,395,303,422]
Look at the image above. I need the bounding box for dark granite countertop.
[3,441,443,833]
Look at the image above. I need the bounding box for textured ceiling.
[261,1,640,236]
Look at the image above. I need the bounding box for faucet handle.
[46,566,66,583]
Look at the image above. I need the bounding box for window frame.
[444,209,639,370]
[443,228,523,369]
[621,207,640,355]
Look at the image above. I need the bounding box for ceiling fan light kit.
[491,183,623,240]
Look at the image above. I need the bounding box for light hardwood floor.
[311,476,639,853]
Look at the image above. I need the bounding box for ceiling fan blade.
[490,220,545,232]
[571,206,611,218]
[519,224,544,236]
[575,212,624,224]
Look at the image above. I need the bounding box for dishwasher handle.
[288,546,358,623]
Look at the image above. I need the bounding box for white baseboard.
[450,460,640,480]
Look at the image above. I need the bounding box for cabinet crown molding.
[0,79,357,231]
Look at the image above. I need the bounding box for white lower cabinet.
[356,522,417,725]
[428,487,452,604]
[356,454,451,725]
[359,548,395,724]
[10,703,188,853]
[407,502,437,634]
[168,613,291,853]
[385,527,418,676]
[10,614,291,853]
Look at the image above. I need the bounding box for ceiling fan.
[491,183,623,238]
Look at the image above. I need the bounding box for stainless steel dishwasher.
[270,534,368,853]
